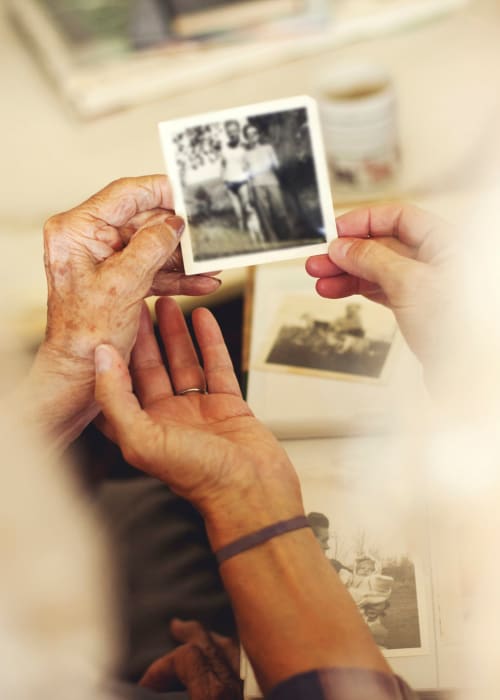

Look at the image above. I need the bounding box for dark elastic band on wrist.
[214,515,310,565]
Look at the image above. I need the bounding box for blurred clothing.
[221,143,248,184]
[247,143,280,186]
[268,668,417,700]
[97,478,235,683]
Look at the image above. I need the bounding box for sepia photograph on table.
[259,293,399,384]
[290,438,431,658]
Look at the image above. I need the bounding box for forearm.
[20,344,98,452]
[205,482,390,695]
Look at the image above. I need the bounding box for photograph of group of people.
[262,294,397,382]
[171,106,327,262]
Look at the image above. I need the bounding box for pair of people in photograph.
[220,119,290,244]
[308,513,394,648]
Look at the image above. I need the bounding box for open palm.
[95,297,294,513]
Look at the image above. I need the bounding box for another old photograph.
[159,96,335,273]
[308,510,423,652]
[261,294,398,382]
[291,444,429,656]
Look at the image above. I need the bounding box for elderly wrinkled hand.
[29,175,220,448]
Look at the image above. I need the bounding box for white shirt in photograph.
[246,143,280,186]
[220,142,248,183]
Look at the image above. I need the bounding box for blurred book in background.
[169,0,307,38]
[8,0,467,119]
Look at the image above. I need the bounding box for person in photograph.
[359,597,391,648]
[220,119,259,239]
[343,556,394,605]
[308,320,334,357]
[331,303,365,338]
[327,303,371,357]
[307,512,351,576]
[243,122,291,243]
[355,555,377,576]
[357,576,394,649]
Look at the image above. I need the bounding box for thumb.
[94,344,150,465]
[328,237,422,304]
[115,215,185,295]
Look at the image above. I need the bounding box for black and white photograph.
[260,294,398,383]
[285,438,429,656]
[307,509,424,654]
[159,96,336,274]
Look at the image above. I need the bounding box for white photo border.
[158,95,336,274]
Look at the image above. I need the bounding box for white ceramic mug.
[318,64,400,191]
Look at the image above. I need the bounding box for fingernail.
[330,237,354,258]
[95,345,112,373]
[167,215,185,238]
[201,275,222,286]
